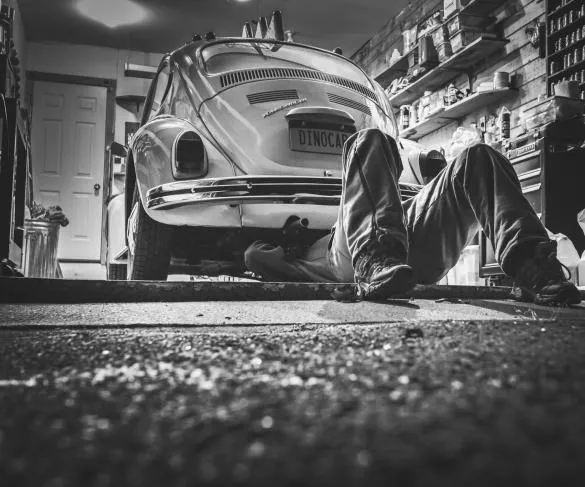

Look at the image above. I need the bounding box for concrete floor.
[1,298,584,328]
[2,321,585,486]
[59,262,106,280]
[2,275,585,486]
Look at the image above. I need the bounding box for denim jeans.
[244,128,548,283]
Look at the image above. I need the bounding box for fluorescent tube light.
[76,0,148,29]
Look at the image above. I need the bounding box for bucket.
[22,219,60,278]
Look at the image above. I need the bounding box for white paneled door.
[32,81,107,261]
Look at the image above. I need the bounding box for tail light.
[172,131,208,179]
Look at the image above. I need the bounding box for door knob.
[94,183,101,194]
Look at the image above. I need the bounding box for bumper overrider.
[146,176,343,210]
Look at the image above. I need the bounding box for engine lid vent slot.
[247,89,299,104]
[327,93,371,116]
[219,67,376,102]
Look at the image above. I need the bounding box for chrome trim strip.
[147,176,343,197]
[149,194,341,210]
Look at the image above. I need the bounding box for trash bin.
[22,219,61,278]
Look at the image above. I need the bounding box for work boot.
[354,246,414,300]
[511,240,581,306]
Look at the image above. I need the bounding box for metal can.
[22,220,61,278]
[550,60,560,73]
[400,105,410,130]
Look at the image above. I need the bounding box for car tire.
[127,184,171,280]
[107,263,127,280]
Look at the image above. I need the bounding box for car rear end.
[147,39,398,231]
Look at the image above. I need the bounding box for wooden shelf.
[549,33,585,60]
[124,62,157,80]
[548,0,582,18]
[550,57,585,80]
[459,0,509,17]
[400,88,514,140]
[116,95,146,111]
[548,14,585,39]
[374,51,411,87]
[387,37,509,107]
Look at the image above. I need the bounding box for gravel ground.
[1,320,585,487]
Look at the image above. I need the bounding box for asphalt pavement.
[1,307,585,486]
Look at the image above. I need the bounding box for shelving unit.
[385,37,508,107]
[547,0,583,18]
[115,94,146,112]
[0,4,31,273]
[400,87,513,140]
[546,0,585,98]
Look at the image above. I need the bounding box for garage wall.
[26,41,163,145]
[352,0,547,150]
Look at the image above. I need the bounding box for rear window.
[199,40,373,88]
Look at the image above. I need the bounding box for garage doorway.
[29,73,115,262]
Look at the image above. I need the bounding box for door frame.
[27,71,117,264]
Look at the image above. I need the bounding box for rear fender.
[130,116,237,212]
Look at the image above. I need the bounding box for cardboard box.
[445,13,486,36]
[436,41,453,62]
[443,0,462,20]
[449,28,482,52]
[430,24,450,47]
[407,48,419,68]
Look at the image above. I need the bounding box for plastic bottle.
[552,233,580,285]
[498,106,511,140]
[577,252,585,287]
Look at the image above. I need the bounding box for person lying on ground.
[244,128,581,307]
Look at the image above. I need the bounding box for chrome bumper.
[146,176,343,210]
[146,176,424,210]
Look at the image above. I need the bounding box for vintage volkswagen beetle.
[111,14,443,280]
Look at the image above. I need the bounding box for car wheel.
[127,184,171,280]
[107,263,127,280]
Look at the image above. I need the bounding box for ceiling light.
[76,0,148,29]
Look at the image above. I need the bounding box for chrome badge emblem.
[263,98,307,118]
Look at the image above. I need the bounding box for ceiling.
[18,0,410,58]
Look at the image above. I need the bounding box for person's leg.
[404,143,545,283]
[404,143,579,305]
[244,237,337,282]
[328,128,414,297]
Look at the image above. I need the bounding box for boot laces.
[356,244,405,282]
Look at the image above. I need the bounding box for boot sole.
[535,284,582,306]
[514,282,582,307]
[358,264,414,300]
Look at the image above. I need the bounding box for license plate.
[289,127,352,155]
